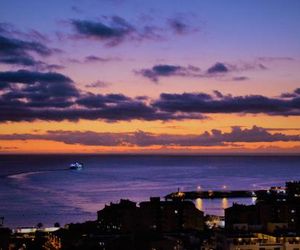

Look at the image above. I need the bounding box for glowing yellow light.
[222,198,229,209]
[195,198,203,211]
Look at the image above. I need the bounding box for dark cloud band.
[0,69,300,122]
[0,24,60,69]
[135,62,264,82]
[0,126,299,147]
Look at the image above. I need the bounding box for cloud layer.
[153,90,300,116]
[0,126,299,147]
[0,69,300,122]
[70,15,199,47]
[0,23,59,69]
[136,61,264,82]
[135,64,201,82]
[71,17,135,46]
[0,70,204,122]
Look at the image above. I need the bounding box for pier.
[165,189,260,200]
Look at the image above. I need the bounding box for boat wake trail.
[3,169,69,181]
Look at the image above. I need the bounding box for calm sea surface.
[0,155,300,227]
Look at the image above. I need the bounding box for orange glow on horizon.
[0,139,299,154]
[0,114,300,154]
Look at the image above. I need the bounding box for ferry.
[69,162,83,170]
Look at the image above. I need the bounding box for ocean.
[0,154,300,228]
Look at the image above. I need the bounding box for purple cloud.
[135,64,201,82]
[85,80,111,88]
[0,126,299,147]
[207,62,229,74]
[0,23,60,69]
[0,69,300,122]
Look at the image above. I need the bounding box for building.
[225,204,259,232]
[97,199,138,233]
[225,200,300,233]
[48,198,204,249]
[225,181,300,233]
[139,197,204,232]
[223,233,300,250]
[0,227,11,250]
[97,197,204,233]
[286,181,300,199]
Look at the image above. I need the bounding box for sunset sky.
[0,0,300,154]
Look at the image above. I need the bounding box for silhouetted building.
[225,204,260,232]
[96,197,204,234]
[226,201,300,233]
[219,233,300,250]
[139,197,204,232]
[225,181,300,234]
[51,197,203,249]
[286,181,300,199]
[97,199,138,233]
[0,227,11,250]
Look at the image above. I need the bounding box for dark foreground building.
[0,227,11,250]
[201,181,300,250]
[225,181,300,233]
[48,198,204,250]
[97,199,138,233]
[97,197,204,233]
[139,197,204,232]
